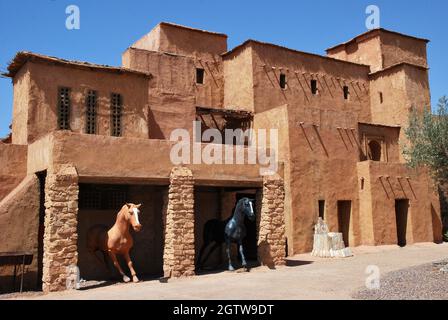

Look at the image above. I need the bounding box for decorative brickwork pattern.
[42,164,79,293]
[257,174,286,268]
[163,167,195,278]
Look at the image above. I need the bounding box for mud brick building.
[0,22,442,292]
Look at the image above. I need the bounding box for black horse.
[196,197,255,271]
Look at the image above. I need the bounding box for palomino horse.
[86,203,142,283]
[196,198,255,271]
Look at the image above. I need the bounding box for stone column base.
[163,167,195,278]
[258,174,286,268]
[42,164,79,293]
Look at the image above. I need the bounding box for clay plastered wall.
[380,32,428,69]
[404,65,431,113]
[369,65,430,162]
[223,45,254,112]
[369,67,408,127]
[251,43,371,122]
[158,23,227,58]
[11,65,30,145]
[287,105,362,253]
[253,105,294,254]
[327,36,382,73]
[131,24,162,52]
[25,62,150,143]
[359,161,435,245]
[47,132,263,186]
[0,175,40,291]
[0,143,28,201]
[123,49,197,139]
[129,24,226,109]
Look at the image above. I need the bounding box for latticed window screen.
[79,184,129,210]
[86,90,97,134]
[58,87,71,130]
[111,93,122,137]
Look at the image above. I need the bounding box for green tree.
[404,96,448,239]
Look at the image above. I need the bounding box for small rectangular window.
[343,86,350,100]
[379,92,384,104]
[318,200,325,220]
[58,87,71,130]
[196,68,205,84]
[311,79,318,95]
[86,90,97,134]
[111,93,122,137]
[279,73,287,89]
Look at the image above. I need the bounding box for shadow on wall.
[440,185,448,242]
[0,271,38,294]
[258,240,276,270]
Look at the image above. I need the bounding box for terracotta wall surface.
[327,36,383,72]
[223,45,254,111]
[122,48,196,139]
[0,175,40,292]
[357,161,438,246]
[380,32,428,69]
[0,143,28,201]
[327,30,428,73]
[19,61,150,144]
[127,22,226,110]
[250,42,371,119]
[11,65,30,145]
[253,105,294,254]
[26,131,265,187]
[131,23,227,59]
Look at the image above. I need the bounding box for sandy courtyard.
[3,242,448,300]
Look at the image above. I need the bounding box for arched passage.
[368,140,382,161]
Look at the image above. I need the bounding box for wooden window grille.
[111,93,122,137]
[58,87,71,130]
[86,90,97,134]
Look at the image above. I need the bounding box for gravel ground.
[354,260,448,300]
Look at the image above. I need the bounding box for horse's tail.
[86,225,110,270]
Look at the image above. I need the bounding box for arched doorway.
[368,140,382,161]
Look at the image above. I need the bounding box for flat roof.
[222,39,371,69]
[358,122,401,129]
[4,52,152,78]
[158,22,228,38]
[326,28,430,53]
[368,62,429,77]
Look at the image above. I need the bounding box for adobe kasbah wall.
[0,22,442,292]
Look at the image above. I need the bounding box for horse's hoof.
[123,276,131,283]
[132,276,140,283]
[228,265,235,272]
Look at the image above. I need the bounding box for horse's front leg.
[124,252,139,283]
[239,242,248,269]
[226,240,235,272]
[108,251,131,283]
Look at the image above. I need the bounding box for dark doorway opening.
[195,187,258,271]
[368,140,382,161]
[77,183,165,281]
[318,200,325,220]
[395,199,409,247]
[36,171,47,291]
[337,201,352,247]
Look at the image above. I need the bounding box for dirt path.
[5,243,448,300]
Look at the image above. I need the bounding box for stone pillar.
[257,174,286,268]
[163,167,195,278]
[42,164,79,293]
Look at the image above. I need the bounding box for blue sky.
[0,0,447,138]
